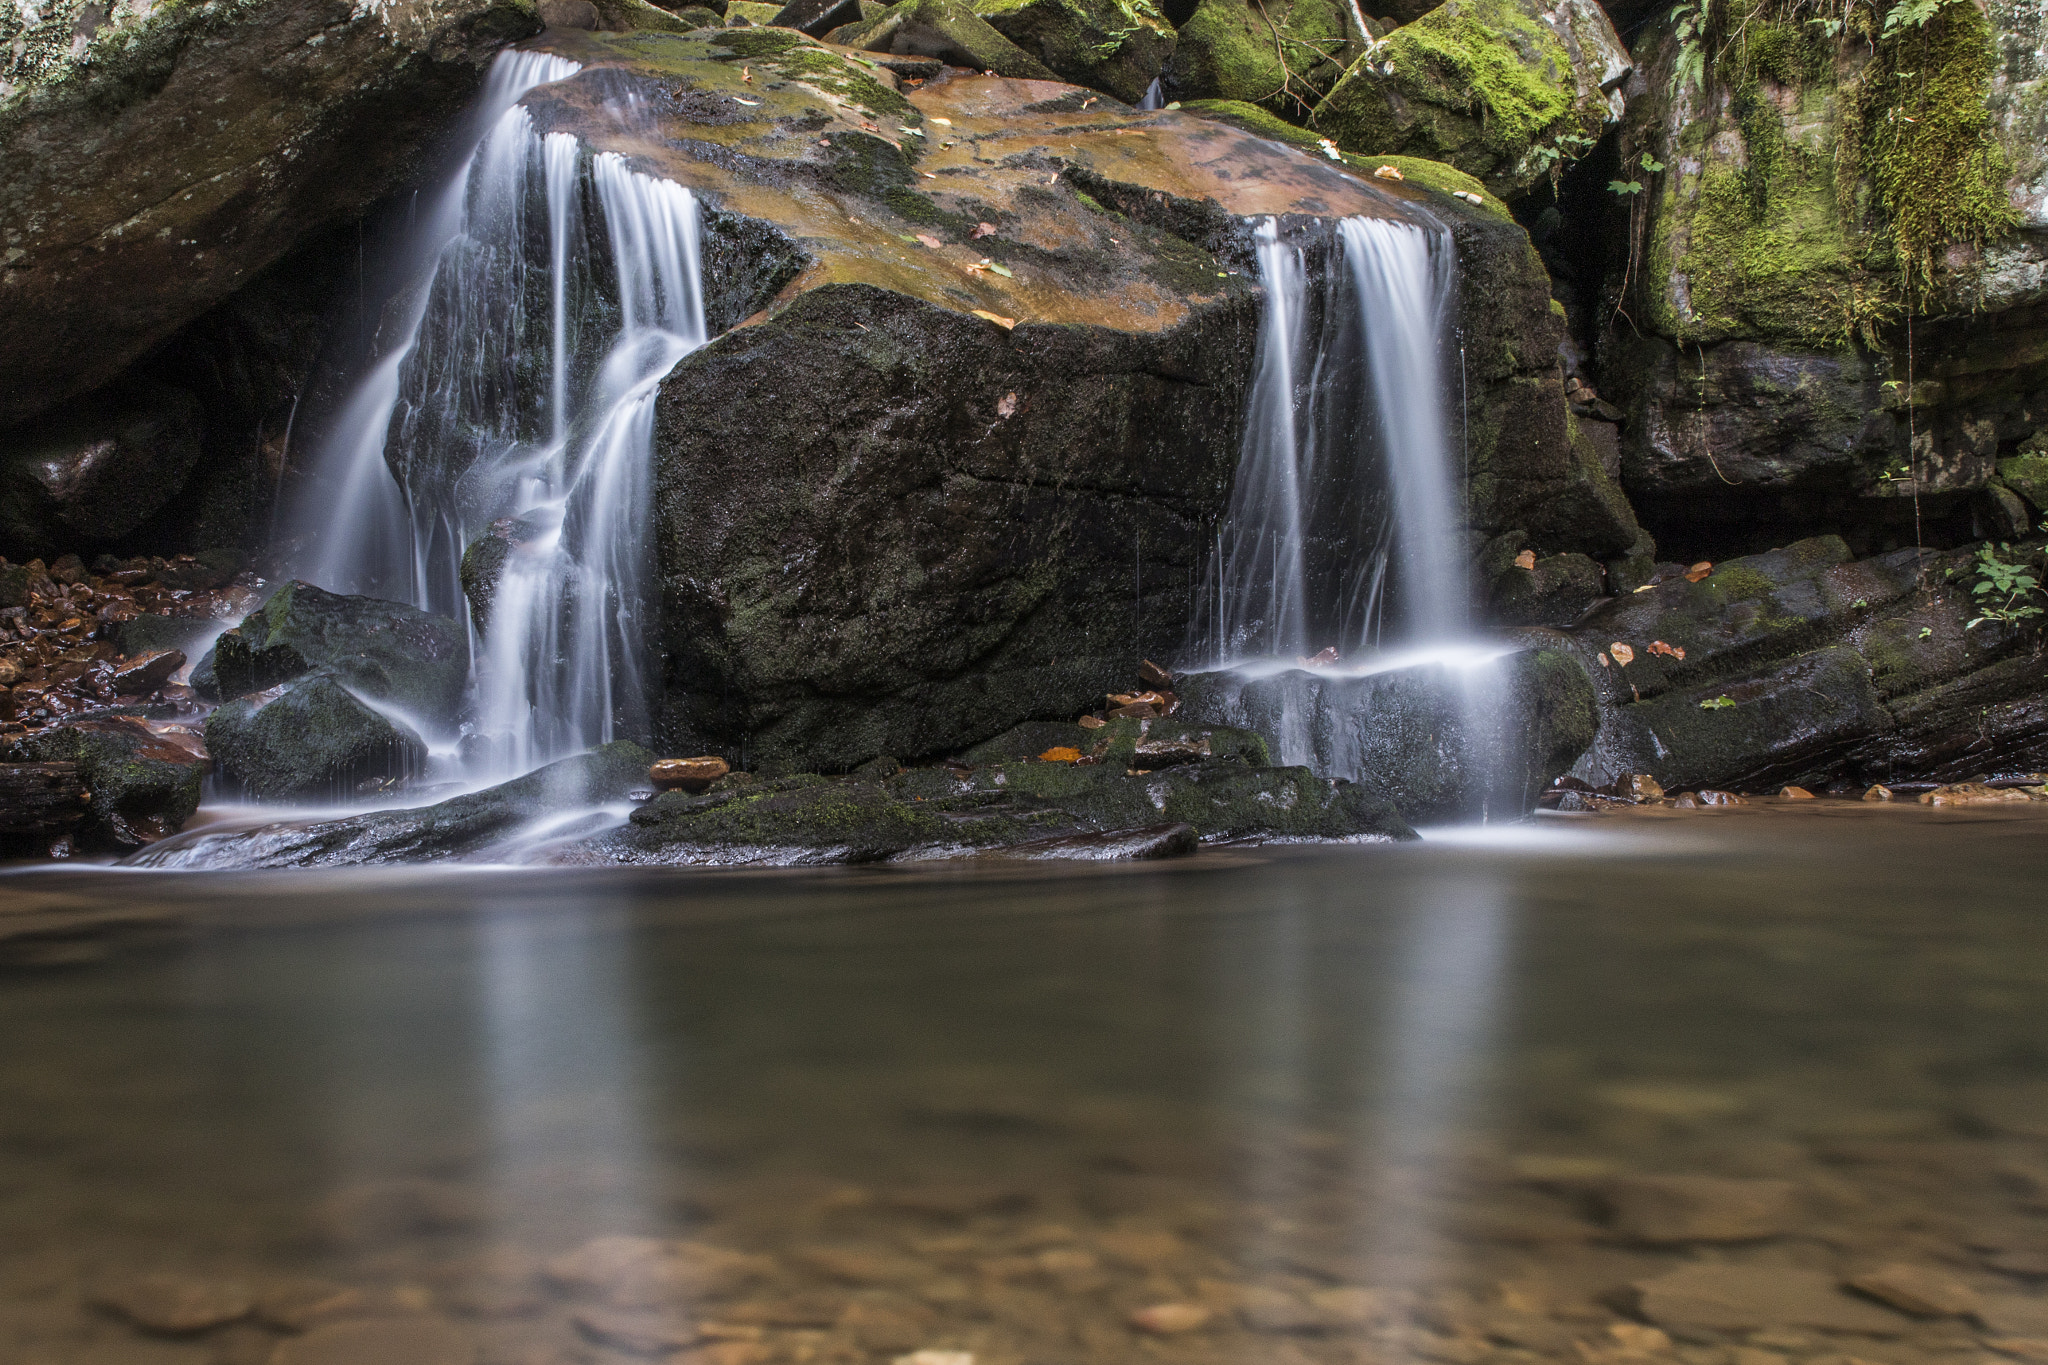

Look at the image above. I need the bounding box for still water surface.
[2,806,2046,1364]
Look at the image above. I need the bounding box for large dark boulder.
[1159,0,1368,118]
[969,0,1176,104]
[7,717,207,848]
[204,672,427,802]
[0,0,541,429]
[207,581,468,720]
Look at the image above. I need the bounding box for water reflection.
[2,816,2048,1362]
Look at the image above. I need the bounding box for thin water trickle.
[1188,211,1511,812]
[285,51,710,784]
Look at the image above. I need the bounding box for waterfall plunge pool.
[1,808,2045,1361]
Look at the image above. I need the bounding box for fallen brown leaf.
[1513,549,1536,570]
[914,233,941,249]
[1038,746,1082,763]
[996,392,1017,418]
[1374,164,1404,180]
[971,309,1016,329]
[1685,561,1713,582]
[971,221,997,239]
[1609,642,1635,666]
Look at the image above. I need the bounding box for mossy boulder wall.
[1309,0,1631,199]
[0,0,542,429]
[1160,0,1369,116]
[973,0,1177,104]
[1600,1,2048,557]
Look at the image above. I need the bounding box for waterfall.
[285,50,710,783]
[1186,211,1520,819]
[1194,213,1462,664]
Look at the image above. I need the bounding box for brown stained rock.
[650,756,731,792]
[89,1271,255,1334]
[546,1237,775,1307]
[1921,782,2032,806]
[1845,1265,1980,1317]
[838,1298,936,1351]
[1983,1297,2048,1338]
[881,1183,1033,1218]
[717,1293,848,1327]
[1094,1228,1185,1268]
[1987,1339,2048,1362]
[1961,1083,2048,1139]
[270,1316,478,1365]
[254,1278,369,1332]
[573,1306,702,1355]
[792,1244,929,1285]
[1129,1302,1212,1334]
[1633,1265,1911,1334]
[1781,785,1817,799]
[1597,1175,1799,1243]
[311,1178,484,1245]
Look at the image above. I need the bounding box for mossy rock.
[1998,455,2048,513]
[211,580,469,721]
[1176,100,1517,214]
[8,718,206,848]
[1161,0,1365,117]
[1309,0,1628,199]
[971,0,1176,104]
[831,0,1057,79]
[206,673,427,803]
[960,716,1271,765]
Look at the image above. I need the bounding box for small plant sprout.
[1965,542,2045,630]
[1918,626,1934,640]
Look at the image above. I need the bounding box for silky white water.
[1193,213,1462,665]
[285,50,710,784]
[1188,211,1511,814]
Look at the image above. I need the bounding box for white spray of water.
[1189,211,1513,816]
[294,50,583,603]
[286,50,710,784]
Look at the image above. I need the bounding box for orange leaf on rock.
[1513,549,1536,570]
[971,310,1016,329]
[914,233,941,249]
[1685,561,1713,582]
[1038,746,1081,762]
[971,221,997,239]
[1609,642,1635,666]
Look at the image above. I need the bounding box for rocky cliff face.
[1597,0,2048,561]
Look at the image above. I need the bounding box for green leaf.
[987,263,1014,278]
[1700,696,1736,710]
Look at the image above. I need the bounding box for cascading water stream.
[285,50,710,786]
[1187,211,1518,818]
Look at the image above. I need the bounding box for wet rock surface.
[501,25,1605,774]
[1550,535,2048,793]
[0,0,542,429]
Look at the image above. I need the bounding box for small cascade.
[1186,211,1525,819]
[286,50,710,783]
[1137,78,1165,110]
[1192,213,1462,663]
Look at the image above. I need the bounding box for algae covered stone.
[1309,0,1628,198]
[971,0,1176,103]
[1161,0,1368,116]
[8,717,207,848]
[832,0,1057,78]
[209,581,469,721]
[205,673,427,803]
